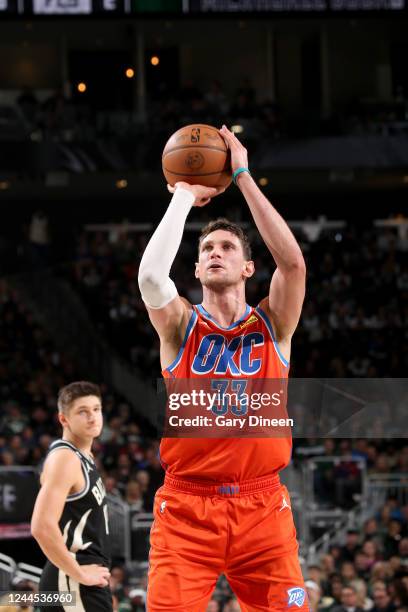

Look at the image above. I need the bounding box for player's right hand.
[78,564,111,587]
[167,182,225,207]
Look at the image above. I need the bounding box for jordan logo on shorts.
[160,501,166,514]
[287,587,305,607]
[279,494,291,512]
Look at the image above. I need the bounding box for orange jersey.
[160,304,292,482]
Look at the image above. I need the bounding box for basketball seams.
[163,144,227,156]
[162,168,230,177]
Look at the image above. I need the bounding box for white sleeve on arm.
[138,188,195,309]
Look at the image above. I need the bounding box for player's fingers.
[220,124,233,135]
[167,184,175,193]
[219,125,235,144]
[221,124,242,147]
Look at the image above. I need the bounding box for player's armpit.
[146,294,192,342]
[261,259,306,342]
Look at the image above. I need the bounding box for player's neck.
[62,432,93,457]
[201,287,247,328]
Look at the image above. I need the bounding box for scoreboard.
[187,0,405,9]
[0,0,180,15]
[0,0,405,15]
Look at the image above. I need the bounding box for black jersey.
[46,439,110,566]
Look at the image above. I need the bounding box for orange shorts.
[147,474,309,612]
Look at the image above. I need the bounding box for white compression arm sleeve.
[138,188,195,309]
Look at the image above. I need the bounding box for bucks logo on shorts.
[287,587,306,607]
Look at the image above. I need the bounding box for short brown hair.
[199,218,252,260]
[58,381,101,414]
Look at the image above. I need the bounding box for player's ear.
[243,260,255,279]
[194,262,200,278]
[58,412,67,428]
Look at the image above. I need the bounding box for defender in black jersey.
[31,381,112,612]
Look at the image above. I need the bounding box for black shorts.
[39,561,113,612]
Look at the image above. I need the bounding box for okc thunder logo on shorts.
[287,587,306,607]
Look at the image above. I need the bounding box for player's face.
[195,230,254,288]
[62,395,103,439]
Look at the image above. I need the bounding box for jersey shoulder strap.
[46,439,92,501]
[47,439,95,469]
[48,438,83,461]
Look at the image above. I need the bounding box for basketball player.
[138,125,308,611]
[31,381,112,612]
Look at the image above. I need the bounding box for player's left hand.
[219,125,249,173]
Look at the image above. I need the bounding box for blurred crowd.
[6,78,408,147]
[66,223,408,381]
[303,498,408,612]
[6,80,283,145]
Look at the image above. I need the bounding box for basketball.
[162,124,232,189]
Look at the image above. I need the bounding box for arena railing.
[14,562,42,584]
[106,494,131,565]
[0,553,16,591]
[305,472,408,565]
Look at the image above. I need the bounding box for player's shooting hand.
[219,125,249,173]
[167,182,225,207]
[78,564,111,587]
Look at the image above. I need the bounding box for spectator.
[371,583,396,612]
[362,540,381,569]
[341,530,361,563]
[328,574,344,609]
[305,580,321,612]
[124,481,145,512]
[384,521,404,559]
[399,538,408,565]
[351,578,374,610]
[332,585,365,612]
[128,588,146,612]
[341,561,358,582]
[308,565,324,589]
[105,476,123,502]
[354,552,373,581]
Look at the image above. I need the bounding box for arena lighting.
[77,82,87,93]
[0,181,10,190]
[150,56,160,66]
[125,68,135,78]
[116,179,128,189]
[259,177,269,186]
[403,176,408,184]
[231,125,244,134]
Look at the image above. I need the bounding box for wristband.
[232,167,251,185]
